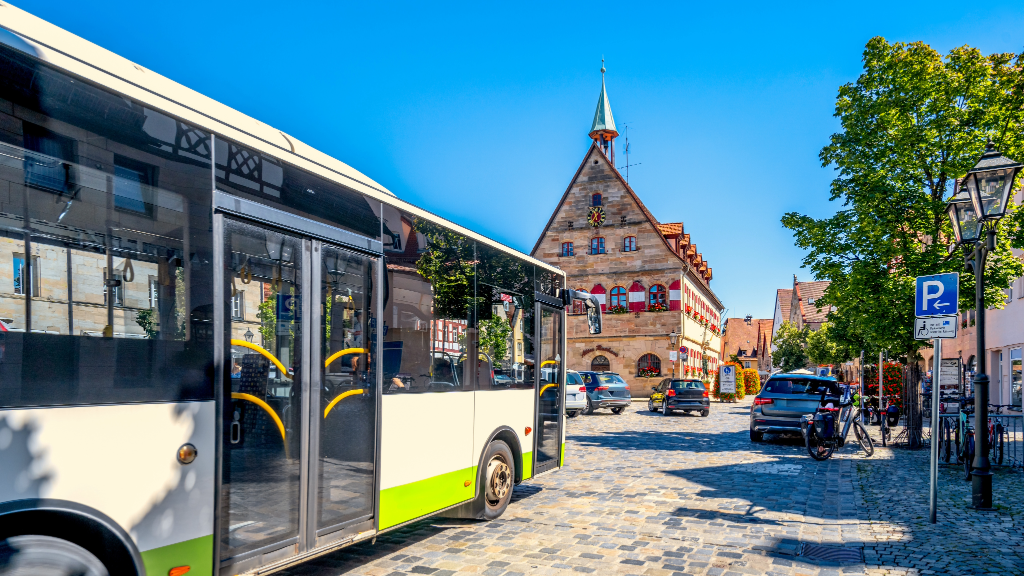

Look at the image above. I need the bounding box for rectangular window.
[591,237,605,254]
[561,242,574,257]
[744,361,751,368]
[23,123,75,193]
[12,254,39,296]
[104,269,124,308]
[623,236,636,252]
[231,291,244,320]
[114,155,157,216]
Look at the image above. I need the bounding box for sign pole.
[879,350,885,447]
[930,337,941,523]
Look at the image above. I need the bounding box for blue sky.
[19,1,1024,320]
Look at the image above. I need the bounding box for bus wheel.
[480,440,515,520]
[0,535,109,576]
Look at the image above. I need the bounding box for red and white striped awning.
[628,281,645,312]
[669,280,681,311]
[590,284,607,311]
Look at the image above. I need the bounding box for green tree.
[135,308,158,339]
[805,322,845,366]
[782,38,1024,361]
[478,316,512,366]
[773,321,809,372]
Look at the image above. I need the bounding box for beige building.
[531,68,724,396]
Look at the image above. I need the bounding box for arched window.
[610,286,627,308]
[649,284,667,307]
[623,236,636,252]
[637,353,661,376]
[590,237,605,254]
[592,193,602,207]
[591,355,610,371]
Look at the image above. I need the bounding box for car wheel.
[750,428,764,442]
[478,440,515,520]
[583,396,594,415]
[662,400,671,416]
[0,535,109,576]
[700,410,709,417]
[647,399,655,412]
[611,407,625,415]
[566,410,580,419]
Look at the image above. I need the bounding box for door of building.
[534,304,564,475]
[216,197,381,574]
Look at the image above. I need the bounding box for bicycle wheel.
[853,421,874,457]
[963,435,974,481]
[941,419,951,463]
[806,430,835,461]
[995,423,1004,466]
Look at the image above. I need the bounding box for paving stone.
[277,399,1024,576]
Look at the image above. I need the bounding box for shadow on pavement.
[569,428,806,454]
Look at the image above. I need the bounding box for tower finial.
[601,56,605,74]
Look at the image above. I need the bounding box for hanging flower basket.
[647,303,668,312]
[607,305,629,315]
[638,367,660,378]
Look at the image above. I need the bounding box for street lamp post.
[946,140,1022,510]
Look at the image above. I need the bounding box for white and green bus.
[0,6,601,576]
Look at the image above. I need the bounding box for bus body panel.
[378,393,475,529]
[472,389,534,480]
[0,401,215,572]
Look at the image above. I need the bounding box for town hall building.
[531,65,724,397]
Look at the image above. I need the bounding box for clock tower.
[589,59,618,166]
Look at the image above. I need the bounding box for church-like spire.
[589,59,618,164]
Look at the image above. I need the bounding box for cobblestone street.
[281,399,1024,576]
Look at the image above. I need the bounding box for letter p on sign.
[915,273,959,318]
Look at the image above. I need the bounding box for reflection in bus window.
[0,45,213,408]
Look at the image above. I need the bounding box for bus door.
[217,196,381,574]
[534,301,564,475]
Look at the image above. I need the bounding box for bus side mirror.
[587,303,602,335]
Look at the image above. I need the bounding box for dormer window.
[808,297,815,305]
[592,193,602,207]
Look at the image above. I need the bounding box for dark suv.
[648,378,710,416]
[578,371,632,414]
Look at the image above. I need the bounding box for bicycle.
[950,396,976,480]
[988,404,1012,466]
[800,386,874,461]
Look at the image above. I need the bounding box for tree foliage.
[478,316,512,366]
[782,38,1024,359]
[805,322,846,366]
[773,321,809,372]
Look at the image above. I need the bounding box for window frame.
[592,193,602,207]
[561,241,574,257]
[623,236,636,252]
[590,237,605,255]
[609,286,627,309]
[637,353,662,376]
[649,284,667,306]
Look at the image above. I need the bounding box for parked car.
[578,371,631,414]
[565,370,587,418]
[749,374,841,441]
[493,369,514,387]
[647,378,710,416]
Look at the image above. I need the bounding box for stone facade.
[532,143,723,397]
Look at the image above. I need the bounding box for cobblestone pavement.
[278,399,1024,576]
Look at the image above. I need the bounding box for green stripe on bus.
[521,451,533,480]
[140,534,213,576]
[379,466,477,529]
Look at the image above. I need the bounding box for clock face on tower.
[588,206,606,227]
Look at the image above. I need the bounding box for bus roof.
[0,5,562,276]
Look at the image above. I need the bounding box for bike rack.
[934,413,1023,470]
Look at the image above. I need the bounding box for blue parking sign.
[915,273,958,318]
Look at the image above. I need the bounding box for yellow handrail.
[324,348,369,369]
[231,339,292,380]
[541,360,558,367]
[323,389,365,418]
[539,383,557,396]
[230,392,288,458]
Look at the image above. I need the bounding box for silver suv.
[750,374,840,441]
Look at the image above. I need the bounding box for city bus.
[0,6,600,576]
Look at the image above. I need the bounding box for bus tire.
[0,535,109,576]
[479,440,515,520]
